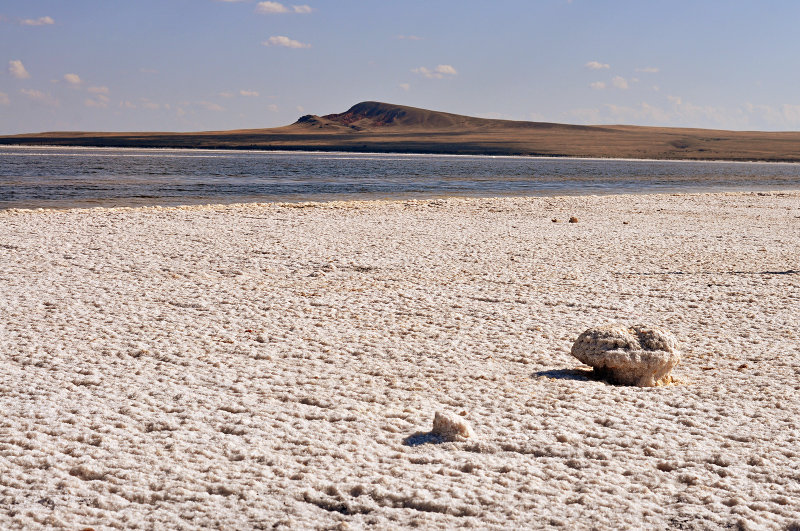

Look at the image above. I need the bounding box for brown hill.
[295,101,603,132]
[3,101,800,161]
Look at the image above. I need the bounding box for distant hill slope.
[3,101,800,161]
[295,101,603,132]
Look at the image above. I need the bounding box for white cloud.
[399,83,410,91]
[0,92,9,105]
[256,1,290,13]
[84,94,110,108]
[612,76,629,89]
[20,16,54,26]
[589,81,606,90]
[20,88,58,106]
[87,86,109,95]
[262,35,310,48]
[63,73,81,85]
[268,104,279,112]
[121,100,137,109]
[219,91,235,98]
[240,89,259,97]
[585,61,609,70]
[296,105,305,112]
[8,60,30,79]
[413,64,457,79]
[255,2,312,14]
[636,66,660,73]
[396,35,423,41]
[199,101,224,111]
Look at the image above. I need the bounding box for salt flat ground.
[1,192,799,530]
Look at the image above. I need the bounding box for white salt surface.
[1,192,799,529]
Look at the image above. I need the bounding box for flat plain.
[1,191,799,529]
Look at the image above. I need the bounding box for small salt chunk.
[431,411,475,441]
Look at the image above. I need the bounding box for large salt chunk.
[570,324,680,387]
[431,411,475,441]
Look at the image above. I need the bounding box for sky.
[2,0,800,134]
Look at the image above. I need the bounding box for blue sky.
[2,0,800,134]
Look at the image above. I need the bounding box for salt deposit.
[1,191,799,529]
[431,411,475,441]
[570,324,680,386]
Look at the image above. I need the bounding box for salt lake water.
[1,145,799,209]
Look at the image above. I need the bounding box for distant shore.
[4,101,800,162]
[4,141,800,164]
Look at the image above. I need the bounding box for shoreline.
[2,191,799,529]
[3,186,800,213]
[4,142,800,165]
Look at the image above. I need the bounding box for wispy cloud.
[240,89,259,97]
[85,94,110,108]
[255,2,312,14]
[585,61,609,70]
[20,16,54,26]
[412,64,457,79]
[8,60,30,79]
[396,35,423,41]
[0,92,9,105]
[219,91,235,98]
[87,86,109,95]
[20,88,59,106]
[262,35,310,48]
[256,1,290,13]
[636,66,660,73]
[198,101,224,112]
[140,99,161,110]
[63,73,81,86]
[589,81,606,90]
[399,83,410,91]
[612,76,629,89]
[268,104,279,112]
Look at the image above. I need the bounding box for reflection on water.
[1,146,799,209]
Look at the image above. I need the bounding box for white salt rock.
[431,411,475,441]
[570,324,680,387]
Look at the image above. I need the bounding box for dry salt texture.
[1,191,800,530]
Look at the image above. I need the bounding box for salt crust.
[1,191,800,529]
[571,324,680,386]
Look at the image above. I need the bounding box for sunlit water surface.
[2,146,799,208]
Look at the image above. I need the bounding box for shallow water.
[1,145,799,208]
